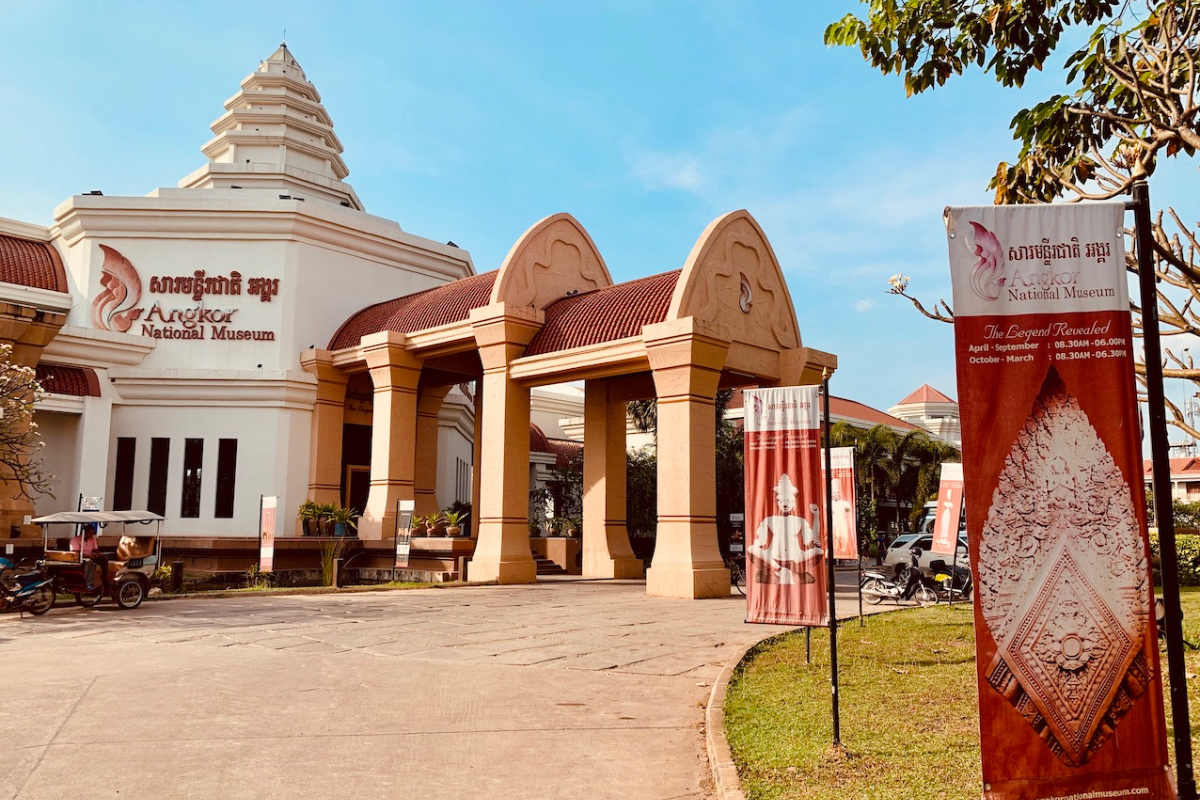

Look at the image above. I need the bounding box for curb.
[706,630,788,800]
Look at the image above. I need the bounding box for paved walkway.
[2,576,881,800]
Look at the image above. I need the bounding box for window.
[147,438,170,517]
[113,438,136,511]
[456,457,472,504]
[215,439,237,518]
[181,438,204,518]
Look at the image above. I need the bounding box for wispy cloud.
[854,299,876,312]
[630,152,704,192]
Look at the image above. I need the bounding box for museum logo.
[90,245,279,342]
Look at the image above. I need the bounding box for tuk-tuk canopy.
[31,511,165,525]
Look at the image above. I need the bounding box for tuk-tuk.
[32,510,165,610]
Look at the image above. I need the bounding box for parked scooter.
[0,558,56,615]
[860,563,936,604]
[930,558,972,602]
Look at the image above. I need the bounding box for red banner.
[947,202,1172,800]
[823,447,858,560]
[743,386,827,626]
[929,462,963,557]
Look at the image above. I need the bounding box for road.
[2,575,882,800]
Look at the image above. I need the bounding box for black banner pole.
[1131,181,1196,800]
[822,371,841,746]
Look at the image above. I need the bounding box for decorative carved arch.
[668,209,801,350]
[491,213,613,311]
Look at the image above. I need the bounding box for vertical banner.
[394,499,415,571]
[823,447,858,560]
[744,386,827,626]
[947,202,1172,800]
[259,496,277,573]
[929,462,963,557]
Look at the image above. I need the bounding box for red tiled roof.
[1144,458,1200,476]
[530,423,551,454]
[524,270,680,356]
[36,362,100,397]
[546,437,583,469]
[830,396,920,431]
[0,234,68,293]
[328,271,497,350]
[897,384,956,405]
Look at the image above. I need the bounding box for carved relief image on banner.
[823,446,858,560]
[946,202,1172,800]
[743,386,827,626]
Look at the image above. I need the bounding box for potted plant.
[297,500,321,536]
[426,512,447,537]
[549,517,566,537]
[443,509,468,537]
[329,506,358,537]
[567,517,581,538]
[316,502,338,536]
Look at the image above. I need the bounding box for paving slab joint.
[706,628,785,800]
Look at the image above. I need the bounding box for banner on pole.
[744,386,827,626]
[929,462,963,557]
[947,202,1172,799]
[394,500,415,570]
[822,447,858,560]
[259,496,278,573]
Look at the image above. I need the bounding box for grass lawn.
[723,589,1200,800]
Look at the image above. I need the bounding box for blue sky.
[1,1,1195,418]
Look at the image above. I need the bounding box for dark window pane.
[113,438,136,511]
[215,439,237,518]
[148,438,170,517]
[181,438,204,519]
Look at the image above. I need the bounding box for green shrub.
[1148,531,1200,587]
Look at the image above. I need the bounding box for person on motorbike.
[70,523,109,594]
[900,545,925,601]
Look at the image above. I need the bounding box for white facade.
[18,46,479,536]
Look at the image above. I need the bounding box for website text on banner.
[744,386,827,626]
[930,462,964,557]
[259,496,277,574]
[823,446,859,560]
[947,202,1172,800]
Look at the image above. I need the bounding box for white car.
[882,533,969,579]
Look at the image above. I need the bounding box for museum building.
[0,46,837,597]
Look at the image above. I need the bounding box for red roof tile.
[329,271,497,350]
[546,437,583,469]
[1144,458,1200,475]
[830,396,920,431]
[897,384,956,405]
[530,423,551,454]
[0,234,68,293]
[36,362,100,397]
[524,270,680,356]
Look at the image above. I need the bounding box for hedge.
[1148,530,1200,587]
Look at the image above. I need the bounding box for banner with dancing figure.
[743,386,827,626]
[947,201,1172,800]
[929,462,963,557]
[824,447,858,560]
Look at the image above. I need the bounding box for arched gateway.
[302,210,835,599]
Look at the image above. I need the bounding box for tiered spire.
[178,44,363,210]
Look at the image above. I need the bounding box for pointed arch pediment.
[668,209,801,350]
[491,213,612,311]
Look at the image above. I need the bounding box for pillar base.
[646,564,730,599]
[583,555,645,580]
[468,556,537,584]
[356,512,396,542]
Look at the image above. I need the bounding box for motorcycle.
[0,557,56,615]
[929,558,972,602]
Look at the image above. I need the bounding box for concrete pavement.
[2,575,883,800]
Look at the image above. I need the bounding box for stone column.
[414,384,451,518]
[300,349,349,519]
[471,379,483,538]
[468,304,540,584]
[359,332,422,541]
[644,320,731,599]
[582,379,642,578]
